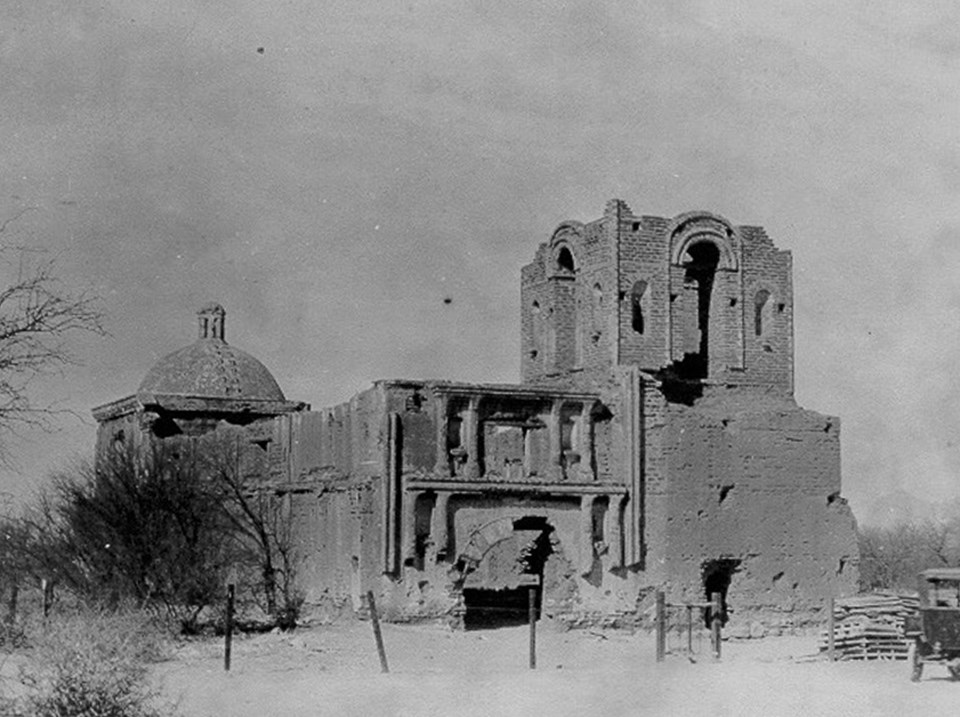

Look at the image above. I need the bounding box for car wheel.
[909,642,923,682]
[948,665,960,681]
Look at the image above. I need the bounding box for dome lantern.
[198,303,226,341]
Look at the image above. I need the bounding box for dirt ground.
[148,619,959,717]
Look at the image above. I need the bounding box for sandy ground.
[148,620,960,717]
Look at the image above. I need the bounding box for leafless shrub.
[5,604,174,717]
[22,443,234,634]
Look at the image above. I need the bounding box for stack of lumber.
[819,593,918,661]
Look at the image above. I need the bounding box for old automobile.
[906,568,960,682]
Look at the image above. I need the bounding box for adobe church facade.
[93,199,859,630]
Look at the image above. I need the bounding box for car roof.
[921,568,960,581]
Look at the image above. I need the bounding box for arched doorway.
[457,516,575,629]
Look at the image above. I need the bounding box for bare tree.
[0,209,104,439]
[33,443,235,631]
[200,427,302,628]
[859,519,960,592]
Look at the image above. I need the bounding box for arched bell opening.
[677,241,720,380]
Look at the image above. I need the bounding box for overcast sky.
[1,0,958,522]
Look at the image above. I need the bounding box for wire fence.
[655,591,722,662]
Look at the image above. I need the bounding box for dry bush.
[5,605,174,717]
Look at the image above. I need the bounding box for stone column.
[433,393,451,477]
[548,400,564,481]
[431,492,451,560]
[464,396,482,479]
[579,494,596,575]
[402,490,421,565]
[577,402,595,482]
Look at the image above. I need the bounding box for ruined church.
[93,199,859,630]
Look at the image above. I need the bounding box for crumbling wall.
[289,483,378,620]
[275,386,388,619]
[617,214,670,373]
[655,392,859,630]
[737,225,794,394]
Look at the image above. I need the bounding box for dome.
[138,304,286,401]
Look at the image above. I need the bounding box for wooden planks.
[819,593,919,661]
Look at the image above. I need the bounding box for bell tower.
[521,199,795,397]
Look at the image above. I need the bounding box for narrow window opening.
[631,280,648,335]
[754,289,770,336]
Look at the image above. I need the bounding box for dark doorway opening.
[462,587,538,630]
[462,517,555,630]
[702,558,740,627]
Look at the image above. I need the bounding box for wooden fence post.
[827,597,836,662]
[710,592,722,661]
[655,591,666,662]
[528,586,537,670]
[224,582,235,672]
[41,579,53,618]
[367,590,389,673]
